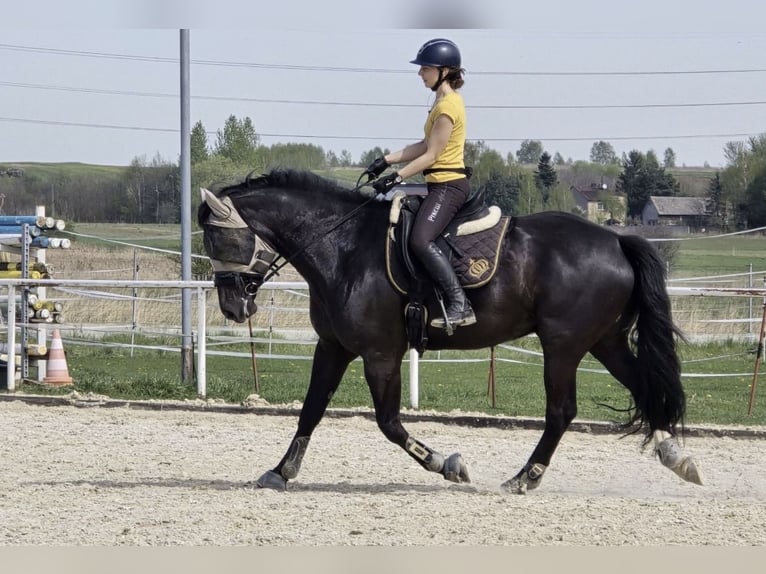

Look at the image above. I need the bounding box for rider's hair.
[445,67,465,90]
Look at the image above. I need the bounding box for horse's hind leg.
[590,335,703,485]
[364,353,470,484]
[255,338,356,490]
[502,351,582,494]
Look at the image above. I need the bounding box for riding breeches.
[409,177,471,263]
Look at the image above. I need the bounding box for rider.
[367,38,475,329]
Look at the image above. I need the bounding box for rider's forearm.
[396,152,439,179]
[385,140,427,165]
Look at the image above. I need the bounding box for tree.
[553,152,566,165]
[214,115,260,166]
[480,171,520,215]
[617,150,680,219]
[589,141,618,165]
[190,121,209,164]
[471,148,505,188]
[534,152,558,207]
[706,172,727,230]
[125,156,147,222]
[724,141,747,166]
[720,135,766,228]
[516,140,544,164]
[663,147,677,168]
[745,169,766,228]
[339,150,353,167]
[464,140,490,169]
[359,147,390,167]
[326,150,340,168]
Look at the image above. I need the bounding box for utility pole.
[180,29,193,386]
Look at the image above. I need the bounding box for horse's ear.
[200,187,231,220]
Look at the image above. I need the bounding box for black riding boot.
[418,243,476,329]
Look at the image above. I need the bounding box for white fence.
[0,278,305,395]
[2,278,766,407]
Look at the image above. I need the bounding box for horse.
[198,168,703,493]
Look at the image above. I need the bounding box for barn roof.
[648,196,708,216]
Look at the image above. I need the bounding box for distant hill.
[0,161,126,179]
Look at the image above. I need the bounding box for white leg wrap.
[655,436,704,485]
[405,437,444,472]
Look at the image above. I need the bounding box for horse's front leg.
[364,352,470,484]
[255,338,356,490]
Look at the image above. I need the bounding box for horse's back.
[509,212,635,287]
[499,212,636,335]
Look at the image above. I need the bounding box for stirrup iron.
[433,288,454,336]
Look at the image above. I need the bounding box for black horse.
[198,168,702,493]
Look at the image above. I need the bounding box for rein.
[236,172,378,286]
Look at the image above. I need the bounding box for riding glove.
[372,172,402,194]
[365,157,389,181]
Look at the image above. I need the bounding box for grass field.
[22,336,765,426]
[668,233,766,279]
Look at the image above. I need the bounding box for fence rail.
[3,278,766,406]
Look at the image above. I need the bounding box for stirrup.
[431,309,476,329]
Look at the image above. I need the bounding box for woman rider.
[367,38,475,329]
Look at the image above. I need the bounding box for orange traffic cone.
[43,329,73,386]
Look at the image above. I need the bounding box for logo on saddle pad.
[468,258,491,279]
[385,192,511,296]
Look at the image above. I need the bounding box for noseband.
[213,270,264,295]
[213,249,279,296]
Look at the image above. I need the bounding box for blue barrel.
[0,215,46,227]
[30,236,50,248]
[0,224,41,237]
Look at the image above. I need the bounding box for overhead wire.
[1,42,764,146]
[2,80,766,110]
[0,116,758,144]
[2,42,766,76]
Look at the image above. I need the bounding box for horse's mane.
[198,168,365,226]
[223,169,359,200]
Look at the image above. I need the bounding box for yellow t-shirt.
[423,92,466,183]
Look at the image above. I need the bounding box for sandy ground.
[1,398,765,546]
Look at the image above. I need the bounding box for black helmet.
[410,38,461,68]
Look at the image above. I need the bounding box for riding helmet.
[410,38,461,68]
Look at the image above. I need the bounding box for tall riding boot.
[418,243,476,329]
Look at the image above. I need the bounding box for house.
[570,184,626,225]
[641,196,709,230]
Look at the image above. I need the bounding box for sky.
[1,0,765,169]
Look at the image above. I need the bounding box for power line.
[0,115,759,143]
[2,80,766,110]
[1,43,765,77]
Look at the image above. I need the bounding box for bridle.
[211,171,378,297]
[212,269,269,295]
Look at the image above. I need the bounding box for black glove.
[365,157,389,181]
[372,172,402,194]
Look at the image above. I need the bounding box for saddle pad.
[386,215,511,296]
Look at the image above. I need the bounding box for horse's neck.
[241,189,379,286]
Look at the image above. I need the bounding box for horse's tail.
[618,234,686,443]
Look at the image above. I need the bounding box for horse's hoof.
[500,476,526,494]
[657,439,703,485]
[501,463,546,494]
[442,453,470,483]
[255,470,287,491]
[675,457,704,485]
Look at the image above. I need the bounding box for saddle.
[384,185,512,352]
